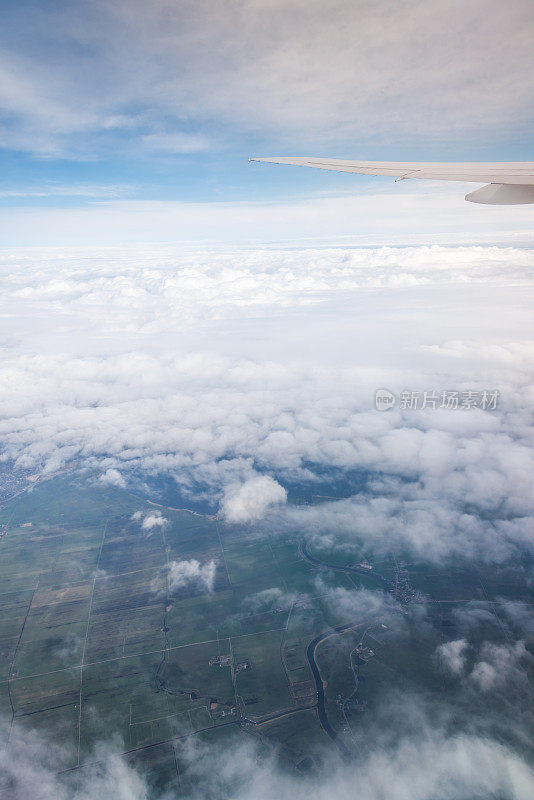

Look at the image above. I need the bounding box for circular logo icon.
[375,388,396,411]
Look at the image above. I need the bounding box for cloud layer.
[2,191,534,247]
[1,1,533,156]
[0,243,533,566]
[3,691,534,800]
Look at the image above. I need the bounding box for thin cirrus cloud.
[141,132,213,154]
[0,184,136,199]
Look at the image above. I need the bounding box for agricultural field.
[0,473,533,787]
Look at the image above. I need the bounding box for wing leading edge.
[249,157,534,204]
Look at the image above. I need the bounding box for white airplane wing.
[249,157,534,204]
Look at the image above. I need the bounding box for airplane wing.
[249,157,534,204]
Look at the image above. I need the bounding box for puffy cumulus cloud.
[141,513,168,531]
[220,475,287,523]
[165,559,216,594]
[0,244,533,561]
[0,1,533,156]
[469,640,532,693]
[436,639,469,677]
[99,467,126,488]
[131,510,169,530]
[433,621,533,694]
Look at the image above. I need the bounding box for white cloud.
[3,690,534,800]
[99,468,126,488]
[165,558,216,594]
[180,731,534,800]
[141,512,168,531]
[130,509,169,530]
[318,581,397,622]
[220,475,287,523]
[0,244,533,564]
[1,192,534,247]
[469,640,531,693]
[435,628,532,692]
[0,723,148,800]
[436,639,469,677]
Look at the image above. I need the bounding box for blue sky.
[0,0,533,244]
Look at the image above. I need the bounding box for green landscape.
[0,474,532,793]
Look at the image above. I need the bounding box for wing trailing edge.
[249,157,534,204]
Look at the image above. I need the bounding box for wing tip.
[465,183,534,204]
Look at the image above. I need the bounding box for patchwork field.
[0,473,532,787]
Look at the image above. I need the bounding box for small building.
[209,655,232,667]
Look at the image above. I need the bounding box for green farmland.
[0,473,532,789]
